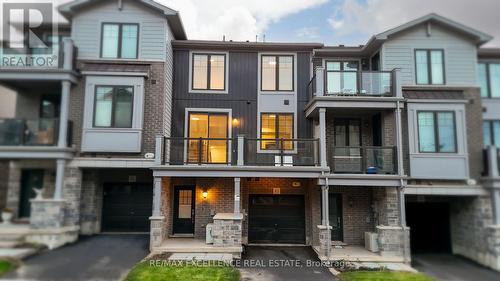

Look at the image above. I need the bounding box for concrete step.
[167,253,233,262]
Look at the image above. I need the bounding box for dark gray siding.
[172,50,313,139]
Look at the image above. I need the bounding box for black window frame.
[100,23,140,59]
[260,55,295,92]
[191,53,227,91]
[414,49,446,85]
[260,112,295,150]
[479,62,500,99]
[93,85,135,128]
[417,111,457,153]
[483,120,500,147]
[333,118,362,147]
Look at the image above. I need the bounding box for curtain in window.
[430,51,444,84]
[478,63,489,98]
[94,87,113,127]
[490,64,500,98]
[415,51,429,84]
[114,87,133,128]
[193,54,208,89]
[418,112,436,152]
[121,25,138,59]
[262,56,276,91]
[102,24,119,58]
[437,112,455,152]
[210,55,225,90]
[278,56,293,91]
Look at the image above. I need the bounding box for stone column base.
[317,225,332,258]
[26,226,79,250]
[212,213,243,247]
[484,225,500,271]
[30,199,66,229]
[150,216,165,251]
[376,225,410,261]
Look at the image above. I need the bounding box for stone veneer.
[212,213,243,247]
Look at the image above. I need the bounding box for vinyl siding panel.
[382,23,478,86]
[71,0,167,60]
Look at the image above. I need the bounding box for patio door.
[333,119,362,173]
[173,186,195,234]
[328,193,343,241]
[187,112,228,164]
[326,61,359,94]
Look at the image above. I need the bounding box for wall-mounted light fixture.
[232,118,240,127]
[202,190,208,200]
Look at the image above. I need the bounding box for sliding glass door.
[187,112,228,164]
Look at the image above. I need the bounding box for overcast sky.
[55,0,500,47]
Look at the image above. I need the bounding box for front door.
[328,193,343,241]
[19,170,44,218]
[173,186,195,234]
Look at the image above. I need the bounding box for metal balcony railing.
[0,118,72,146]
[330,146,397,174]
[156,136,320,167]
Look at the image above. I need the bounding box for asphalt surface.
[2,234,149,281]
[412,253,500,281]
[238,246,334,281]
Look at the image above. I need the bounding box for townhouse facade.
[0,0,499,272]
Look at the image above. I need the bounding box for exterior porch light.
[232,118,240,127]
[202,190,208,199]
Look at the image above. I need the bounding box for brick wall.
[463,87,485,181]
[373,187,400,226]
[0,161,9,210]
[69,61,166,157]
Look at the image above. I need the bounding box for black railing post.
[357,71,362,95]
[361,147,366,174]
[393,146,398,174]
[280,138,284,166]
[22,119,27,145]
[197,137,202,165]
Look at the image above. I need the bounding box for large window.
[191,54,226,91]
[415,49,445,85]
[483,120,500,147]
[260,113,294,150]
[101,23,139,59]
[261,55,294,91]
[93,86,134,128]
[478,63,500,98]
[326,61,359,94]
[187,112,228,163]
[417,111,456,153]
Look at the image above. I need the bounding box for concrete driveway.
[2,234,149,281]
[412,254,500,281]
[239,246,334,281]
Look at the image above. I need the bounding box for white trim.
[81,71,149,77]
[406,99,469,104]
[188,51,229,94]
[183,108,233,164]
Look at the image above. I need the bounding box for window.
[478,63,500,98]
[334,119,361,146]
[261,55,294,91]
[93,86,134,128]
[326,61,359,94]
[101,23,139,59]
[415,50,444,85]
[191,54,226,91]
[260,113,294,150]
[187,112,228,163]
[417,111,456,153]
[483,120,500,147]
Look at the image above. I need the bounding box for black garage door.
[406,202,451,253]
[248,195,305,244]
[102,183,153,232]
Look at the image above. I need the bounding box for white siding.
[71,0,167,61]
[382,23,478,86]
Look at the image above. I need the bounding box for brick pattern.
[463,87,484,181]
[69,61,166,157]
[373,187,400,226]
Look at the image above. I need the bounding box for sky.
[54,0,500,47]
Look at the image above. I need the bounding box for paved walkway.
[412,253,500,281]
[239,246,335,281]
[2,234,149,281]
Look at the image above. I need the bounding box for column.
[57,81,71,148]
[150,177,164,250]
[319,108,327,168]
[234,178,241,215]
[152,177,162,217]
[237,136,245,166]
[53,159,65,199]
[317,184,331,258]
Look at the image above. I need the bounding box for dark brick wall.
[464,87,484,180]
[0,161,8,211]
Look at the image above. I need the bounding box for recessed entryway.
[101,183,152,232]
[248,195,305,244]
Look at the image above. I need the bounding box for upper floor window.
[415,49,444,85]
[101,23,139,59]
[261,55,294,91]
[417,111,456,153]
[260,113,294,150]
[192,53,226,91]
[326,61,359,94]
[483,120,500,147]
[94,86,134,128]
[478,63,500,98]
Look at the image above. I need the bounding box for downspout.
[395,99,409,263]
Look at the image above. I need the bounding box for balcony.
[153,136,326,178]
[0,118,73,159]
[305,68,403,117]
[329,146,397,175]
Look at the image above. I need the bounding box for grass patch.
[339,271,435,281]
[0,260,15,277]
[124,261,240,281]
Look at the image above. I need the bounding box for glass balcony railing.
[0,118,72,146]
[330,146,397,174]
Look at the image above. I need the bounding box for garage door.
[248,195,305,244]
[406,202,451,253]
[102,183,153,232]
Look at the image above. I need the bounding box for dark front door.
[248,195,305,244]
[101,183,153,232]
[173,186,195,234]
[328,193,343,241]
[19,170,44,218]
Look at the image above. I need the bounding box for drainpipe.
[396,97,409,263]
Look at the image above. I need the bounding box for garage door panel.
[249,195,305,244]
[102,183,153,232]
